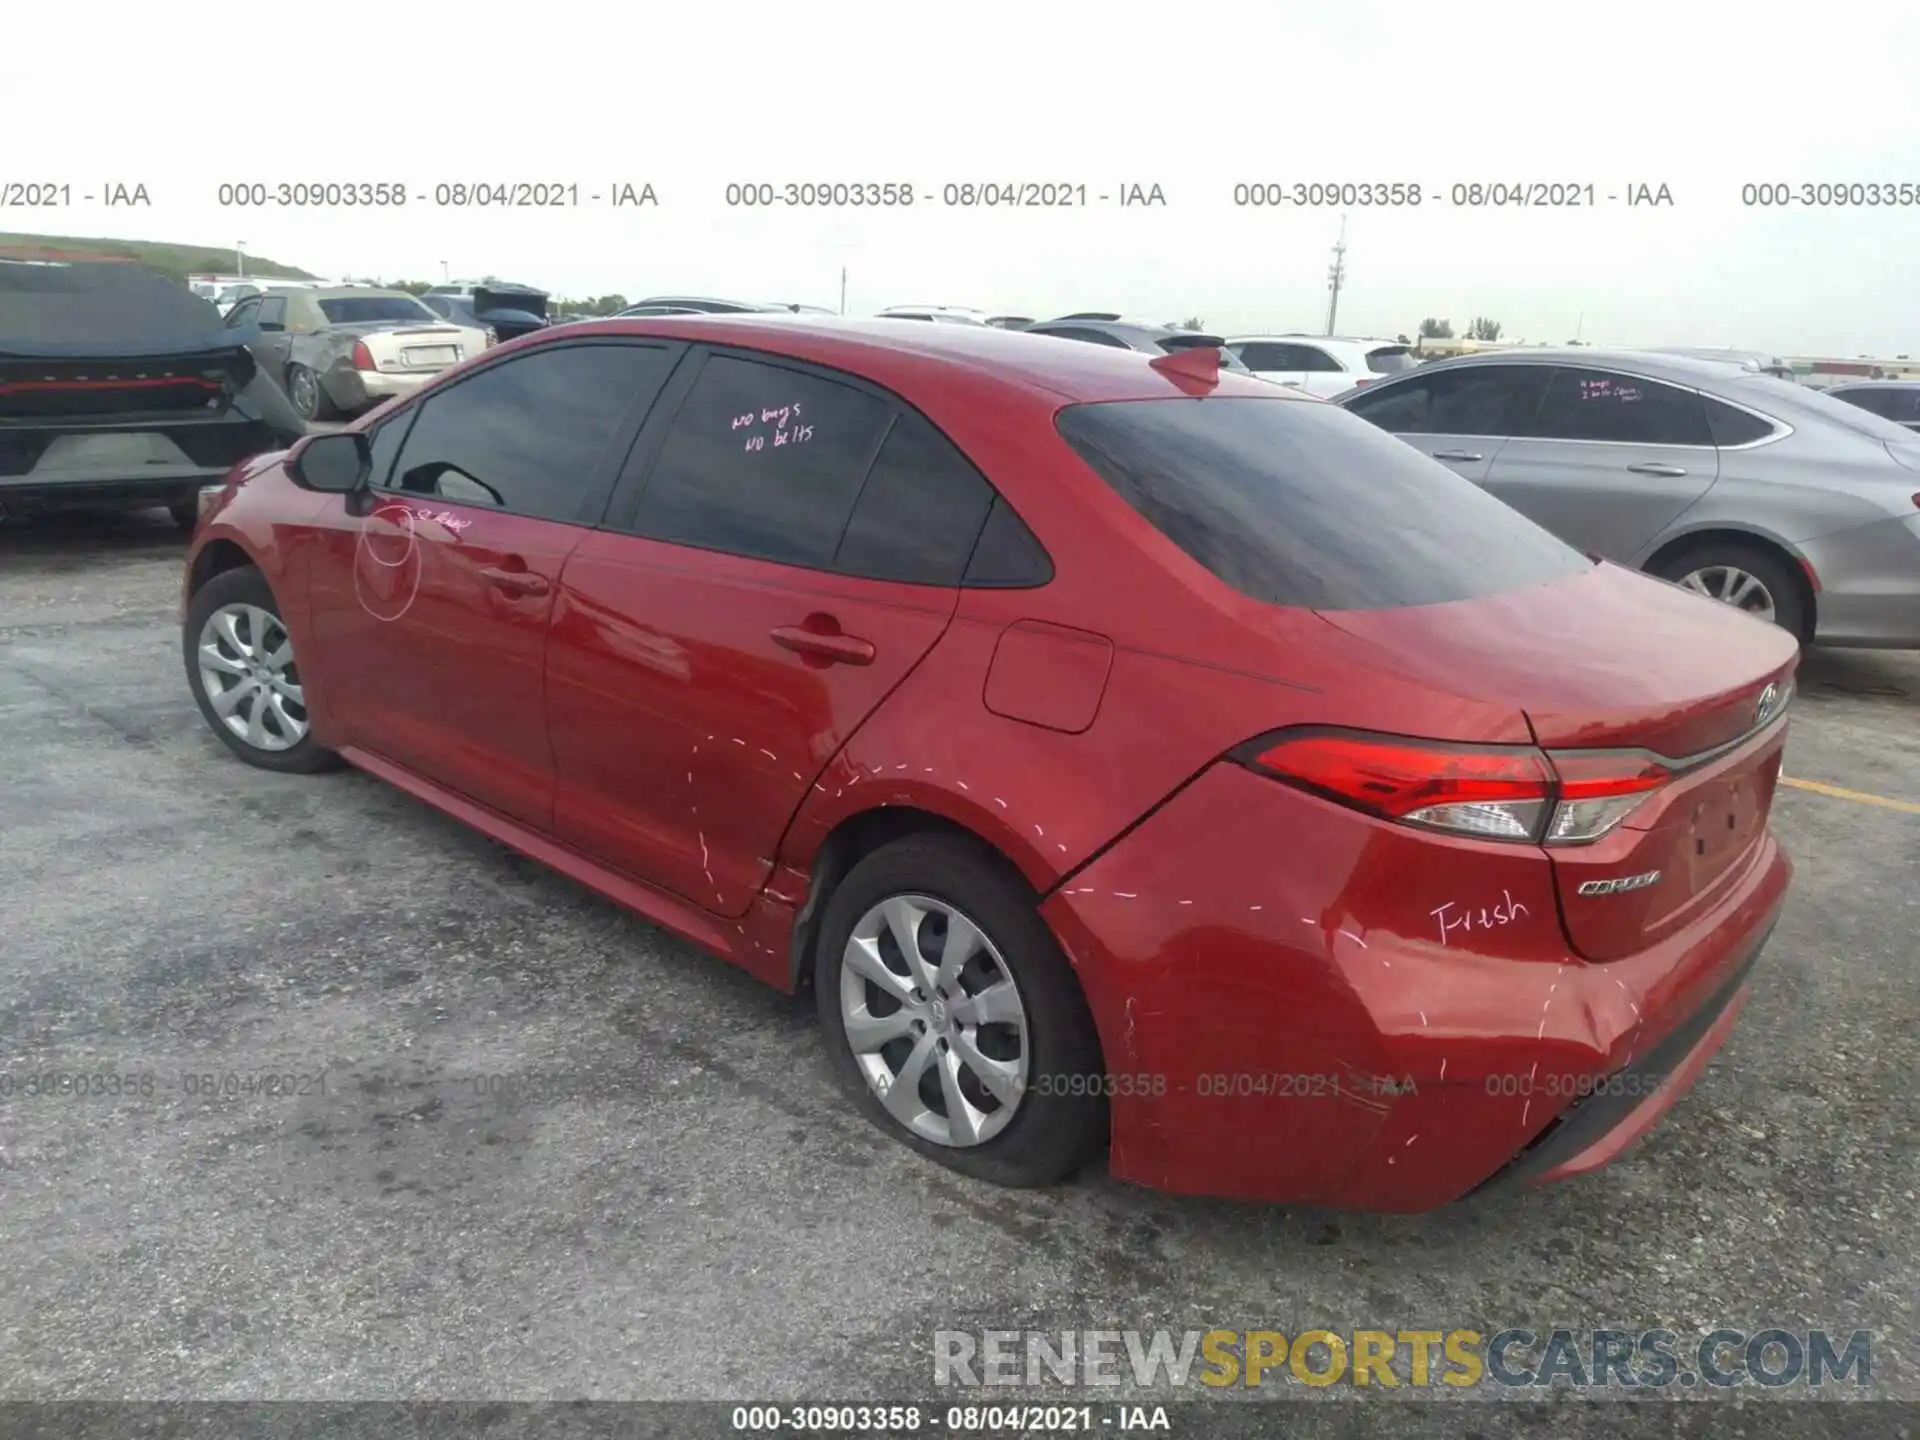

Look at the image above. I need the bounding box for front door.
[301,338,684,828]
[546,350,999,915]
[1343,362,1551,486]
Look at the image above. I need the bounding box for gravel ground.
[1,508,1914,1437]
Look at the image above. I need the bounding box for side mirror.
[288,431,371,493]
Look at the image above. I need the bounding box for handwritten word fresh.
[1431,891,1529,946]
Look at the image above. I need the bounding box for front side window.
[1526,368,1712,446]
[385,342,677,521]
[1347,365,1549,436]
[1056,396,1588,610]
[627,354,892,567]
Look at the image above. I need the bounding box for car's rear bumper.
[1803,513,1920,648]
[322,366,434,411]
[1040,760,1792,1211]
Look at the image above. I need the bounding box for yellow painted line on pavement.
[1780,775,1920,815]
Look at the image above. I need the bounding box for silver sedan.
[1334,348,1920,648]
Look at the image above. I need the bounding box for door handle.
[1626,462,1688,477]
[770,624,875,666]
[479,565,550,596]
[1430,449,1483,462]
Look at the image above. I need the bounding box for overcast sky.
[7,2,1920,354]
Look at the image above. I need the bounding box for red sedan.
[180,316,1797,1211]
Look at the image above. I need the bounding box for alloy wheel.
[839,894,1031,1148]
[1677,564,1776,624]
[196,602,308,751]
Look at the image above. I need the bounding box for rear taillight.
[1236,729,1669,846]
[350,341,376,371]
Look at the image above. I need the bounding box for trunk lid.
[347,323,474,372]
[1315,561,1799,960]
[0,344,256,424]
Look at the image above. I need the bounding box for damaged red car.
[180,315,1797,1210]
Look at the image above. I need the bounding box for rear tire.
[184,565,338,774]
[1652,541,1808,643]
[816,832,1107,1188]
[286,364,339,422]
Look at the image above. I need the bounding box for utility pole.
[236,240,246,280]
[840,266,847,315]
[1323,215,1347,336]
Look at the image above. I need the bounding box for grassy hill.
[0,232,317,281]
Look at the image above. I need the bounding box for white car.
[876,305,996,326]
[1224,334,1419,397]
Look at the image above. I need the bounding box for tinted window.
[224,297,259,329]
[366,407,420,489]
[1031,326,1132,349]
[320,295,437,324]
[1528,369,1711,445]
[1831,388,1893,417]
[1055,397,1587,610]
[1347,365,1549,436]
[1365,346,1416,374]
[1235,343,1298,371]
[1703,397,1776,447]
[629,355,892,566]
[387,343,676,522]
[1294,346,1345,373]
[833,412,995,585]
[254,297,286,330]
[964,497,1053,587]
[1732,375,1920,443]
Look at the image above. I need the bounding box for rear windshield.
[1055,397,1590,610]
[318,296,436,324]
[1366,345,1417,373]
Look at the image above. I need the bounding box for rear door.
[1342,362,1550,484]
[1484,366,1719,561]
[546,349,996,915]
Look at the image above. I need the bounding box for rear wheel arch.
[1642,528,1816,641]
[785,805,1048,994]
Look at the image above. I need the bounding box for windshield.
[319,295,438,324]
[1056,397,1588,610]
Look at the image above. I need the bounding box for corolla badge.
[1577,870,1663,897]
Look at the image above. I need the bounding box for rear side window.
[963,497,1053,587]
[1527,368,1712,446]
[630,354,892,566]
[1365,346,1416,374]
[833,411,995,585]
[1703,397,1776,446]
[1055,397,1588,610]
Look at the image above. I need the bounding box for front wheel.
[183,565,338,773]
[1652,541,1808,642]
[815,833,1107,1187]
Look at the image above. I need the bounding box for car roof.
[1410,347,1772,384]
[1228,334,1405,346]
[296,286,422,300]
[521,313,1304,405]
[1827,379,1920,390]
